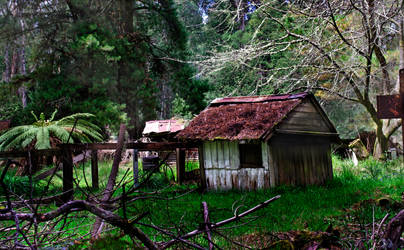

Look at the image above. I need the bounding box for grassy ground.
[1,156,404,248]
[127,157,404,246]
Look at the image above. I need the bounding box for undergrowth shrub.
[332,155,402,182]
[361,157,383,179]
[0,168,44,196]
[142,172,170,189]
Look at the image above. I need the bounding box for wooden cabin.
[176,92,339,190]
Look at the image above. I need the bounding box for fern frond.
[1,129,38,150]
[71,125,103,142]
[49,109,58,122]
[56,113,95,124]
[0,126,31,142]
[71,132,92,143]
[0,126,34,150]
[48,125,72,143]
[63,120,102,135]
[21,133,37,148]
[31,111,39,121]
[0,112,103,150]
[35,127,51,149]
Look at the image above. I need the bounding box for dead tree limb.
[0,199,157,249]
[91,124,126,239]
[161,195,281,249]
[202,201,213,250]
[382,209,404,250]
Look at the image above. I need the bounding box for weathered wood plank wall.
[203,141,271,190]
[202,136,333,190]
[270,135,333,186]
[279,99,331,132]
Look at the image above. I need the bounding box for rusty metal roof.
[176,93,310,141]
[210,92,308,106]
[143,119,187,136]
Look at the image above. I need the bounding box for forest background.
[0,0,403,158]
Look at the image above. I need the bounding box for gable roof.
[176,92,337,141]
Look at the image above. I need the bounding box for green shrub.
[142,172,170,189]
[361,157,383,179]
[0,169,43,196]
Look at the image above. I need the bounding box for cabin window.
[239,143,262,168]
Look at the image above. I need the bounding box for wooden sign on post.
[376,69,404,158]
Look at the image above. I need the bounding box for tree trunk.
[3,43,10,82]
[18,18,26,75]
[400,18,404,70]
[11,48,19,78]
[374,125,388,159]
[18,86,27,108]
[373,15,404,159]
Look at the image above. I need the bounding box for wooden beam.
[58,142,199,151]
[91,150,99,189]
[61,146,74,202]
[133,149,138,186]
[0,151,27,158]
[198,145,206,189]
[176,148,186,184]
[0,142,199,159]
[0,148,61,158]
[275,129,339,137]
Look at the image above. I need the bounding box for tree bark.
[3,43,11,82]
[382,209,404,250]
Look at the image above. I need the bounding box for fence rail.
[0,141,200,202]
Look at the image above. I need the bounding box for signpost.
[376,69,404,158]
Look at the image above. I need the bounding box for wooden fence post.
[133,149,138,186]
[61,146,74,202]
[176,148,185,184]
[91,150,99,189]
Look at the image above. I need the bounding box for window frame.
[239,141,263,168]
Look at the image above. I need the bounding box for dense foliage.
[0,0,403,145]
[0,0,209,138]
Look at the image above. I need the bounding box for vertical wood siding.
[203,141,271,190]
[202,135,333,189]
[270,135,333,186]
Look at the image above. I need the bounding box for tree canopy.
[1,0,403,157]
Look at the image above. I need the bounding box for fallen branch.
[371,213,390,250]
[0,199,157,249]
[202,201,213,250]
[161,195,281,248]
[91,124,126,239]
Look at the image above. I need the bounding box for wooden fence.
[0,142,199,202]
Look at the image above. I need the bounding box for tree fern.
[0,110,103,151]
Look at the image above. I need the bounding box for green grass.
[126,156,404,246]
[1,156,404,248]
[132,167,403,234]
